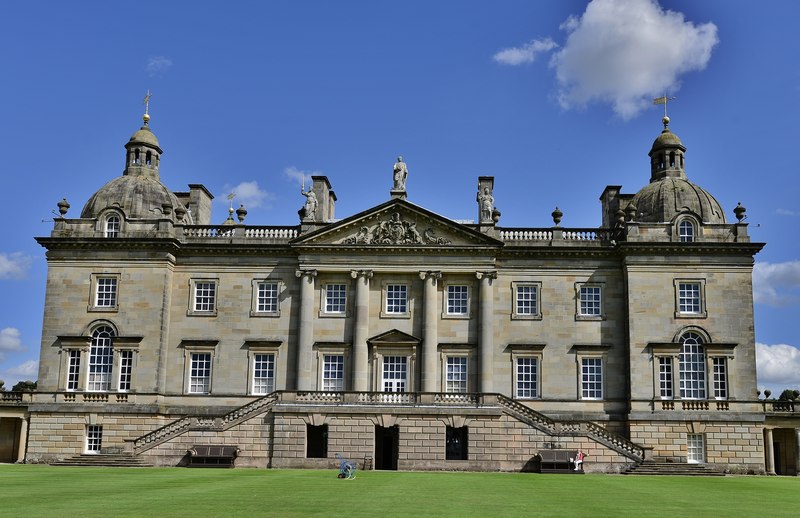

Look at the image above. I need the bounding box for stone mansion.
[1,108,797,475]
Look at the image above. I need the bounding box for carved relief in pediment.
[341,211,451,245]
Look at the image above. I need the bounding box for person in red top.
[574,449,585,471]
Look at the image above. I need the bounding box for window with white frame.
[580,357,603,400]
[189,353,212,394]
[712,357,727,400]
[446,357,468,393]
[94,277,118,308]
[87,326,114,391]
[385,284,408,315]
[658,356,674,399]
[193,281,217,313]
[66,350,81,391]
[678,282,701,314]
[687,433,705,463]
[118,350,133,392]
[105,215,120,238]
[324,284,347,314]
[86,425,103,453]
[382,356,407,392]
[679,332,706,399]
[516,357,539,399]
[252,353,275,395]
[675,279,706,318]
[513,282,541,319]
[446,285,469,316]
[256,282,279,313]
[577,284,603,319]
[322,355,345,391]
[678,219,695,243]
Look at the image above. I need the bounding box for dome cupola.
[123,91,162,180]
[631,117,726,224]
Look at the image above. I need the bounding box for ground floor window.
[307,424,328,458]
[687,433,705,463]
[189,353,212,394]
[252,353,276,394]
[323,355,345,391]
[382,356,407,392]
[446,426,468,460]
[86,425,103,453]
[581,357,603,400]
[516,357,539,399]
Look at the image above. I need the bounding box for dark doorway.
[446,426,468,460]
[306,424,328,458]
[773,442,782,475]
[375,425,399,470]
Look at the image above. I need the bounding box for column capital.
[350,269,373,279]
[476,271,498,281]
[419,270,442,282]
[295,269,318,278]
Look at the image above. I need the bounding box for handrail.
[496,394,644,461]
[182,225,298,239]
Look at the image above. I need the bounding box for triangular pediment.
[368,329,421,345]
[292,199,502,248]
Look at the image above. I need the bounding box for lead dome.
[630,118,726,224]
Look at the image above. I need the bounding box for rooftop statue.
[393,156,408,191]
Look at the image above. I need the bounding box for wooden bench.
[538,450,582,474]
[187,445,240,468]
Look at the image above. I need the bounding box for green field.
[1,465,796,517]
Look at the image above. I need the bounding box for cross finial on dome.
[143,90,152,125]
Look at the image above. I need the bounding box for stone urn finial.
[615,209,626,226]
[175,206,186,222]
[236,204,248,223]
[625,203,637,222]
[491,208,501,224]
[734,202,746,222]
[57,198,70,216]
[551,206,563,226]
[764,389,772,399]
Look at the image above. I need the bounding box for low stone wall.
[630,420,765,473]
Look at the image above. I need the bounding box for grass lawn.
[1,465,797,517]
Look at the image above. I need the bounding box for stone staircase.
[50,453,153,467]
[622,460,725,476]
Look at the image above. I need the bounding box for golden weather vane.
[653,94,676,118]
[143,90,152,115]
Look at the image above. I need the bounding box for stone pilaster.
[351,270,373,392]
[17,417,28,463]
[765,427,776,475]
[295,269,317,390]
[795,428,800,476]
[477,271,497,393]
[420,271,441,392]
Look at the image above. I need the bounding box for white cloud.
[146,56,173,77]
[776,208,798,217]
[550,0,718,119]
[5,359,38,377]
[0,252,32,279]
[284,166,321,188]
[757,343,800,393]
[220,181,274,209]
[0,328,24,353]
[753,260,800,307]
[493,38,558,66]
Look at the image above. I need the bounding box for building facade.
[1,110,798,474]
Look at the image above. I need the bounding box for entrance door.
[382,356,407,393]
[375,425,399,470]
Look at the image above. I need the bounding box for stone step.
[622,462,725,476]
[50,454,153,468]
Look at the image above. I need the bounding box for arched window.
[669,152,675,167]
[679,332,706,399]
[678,219,694,242]
[134,149,140,164]
[87,325,115,391]
[145,151,152,166]
[105,215,120,238]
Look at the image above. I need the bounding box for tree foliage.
[778,389,800,401]
[11,380,37,392]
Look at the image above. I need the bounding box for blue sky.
[1,0,798,394]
